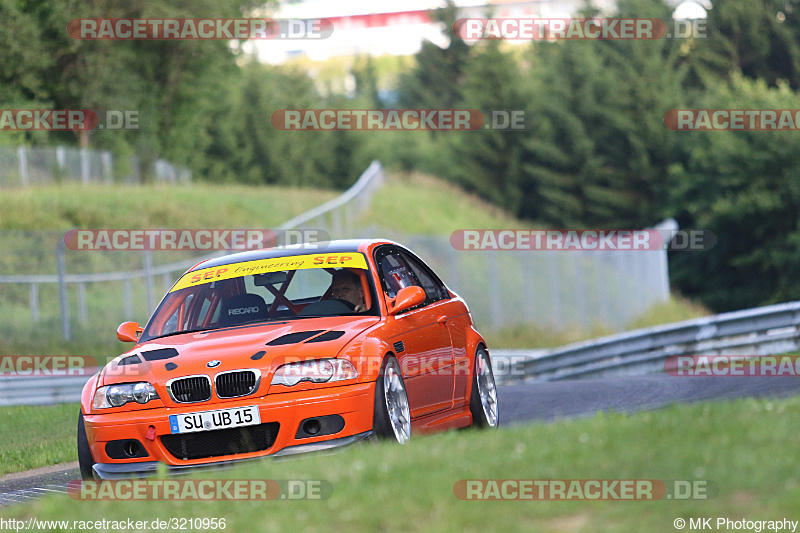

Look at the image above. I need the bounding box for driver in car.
[328,270,367,312]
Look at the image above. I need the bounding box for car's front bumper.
[84,381,375,480]
[92,430,374,480]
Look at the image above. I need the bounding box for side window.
[401,251,450,304]
[375,247,418,299]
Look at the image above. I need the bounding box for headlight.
[93,382,159,409]
[271,359,358,387]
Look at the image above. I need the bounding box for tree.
[688,0,800,89]
[665,74,800,311]
[397,0,469,110]
[520,0,688,227]
[445,40,529,213]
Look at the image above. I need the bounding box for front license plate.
[169,405,261,434]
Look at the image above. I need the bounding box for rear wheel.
[470,347,499,428]
[77,412,95,480]
[372,356,411,443]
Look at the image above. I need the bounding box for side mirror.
[387,286,426,316]
[117,321,143,343]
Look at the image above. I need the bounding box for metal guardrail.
[5,299,800,405]
[494,300,800,383]
[0,371,99,407]
[278,160,383,233]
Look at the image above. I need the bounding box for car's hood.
[99,316,380,387]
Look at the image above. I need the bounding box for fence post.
[487,251,502,330]
[521,253,535,322]
[546,252,562,328]
[101,151,113,183]
[17,146,28,187]
[56,146,66,171]
[57,240,71,341]
[123,279,132,318]
[30,283,39,323]
[162,273,171,294]
[144,250,154,314]
[78,282,88,323]
[331,210,342,239]
[80,148,90,184]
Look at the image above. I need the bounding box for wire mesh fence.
[0,145,190,187]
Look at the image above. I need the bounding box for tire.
[372,355,411,443]
[470,346,499,428]
[77,412,95,480]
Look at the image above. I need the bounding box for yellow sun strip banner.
[170,253,368,292]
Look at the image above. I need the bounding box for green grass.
[0,183,336,230]
[3,396,800,531]
[357,171,526,234]
[0,403,78,476]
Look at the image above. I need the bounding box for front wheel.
[373,356,411,443]
[77,412,95,480]
[470,347,499,428]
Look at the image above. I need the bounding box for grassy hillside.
[0,183,337,230]
[355,171,525,234]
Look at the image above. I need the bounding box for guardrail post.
[57,240,71,341]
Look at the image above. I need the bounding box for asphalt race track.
[2,374,798,506]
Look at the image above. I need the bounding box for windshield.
[140,252,377,341]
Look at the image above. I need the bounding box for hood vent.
[266,331,323,346]
[118,355,142,366]
[141,348,179,361]
[306,331,345,343]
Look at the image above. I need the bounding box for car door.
[375,245,454,418]
[400,250,470,407]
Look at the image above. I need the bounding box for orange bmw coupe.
[78,239,499,479]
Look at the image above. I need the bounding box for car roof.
[191,238,398,271]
